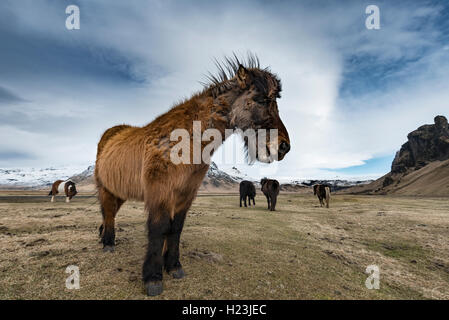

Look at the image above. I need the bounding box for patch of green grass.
[364,240,426,260]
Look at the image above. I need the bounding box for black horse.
[239,180,256,207]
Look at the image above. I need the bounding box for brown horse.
[48,180,77,203]
[95,55,290,296]
[261,178,280,211]
[313,184,331,208]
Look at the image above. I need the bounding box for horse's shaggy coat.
[261,178,280,211]
[239,180,256,207]
[313,184,331,208]
[95,55,290,296]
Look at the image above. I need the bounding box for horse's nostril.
[280,141,290,153]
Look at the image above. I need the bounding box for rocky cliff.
[391,115,449,174]
[348,115,449,196]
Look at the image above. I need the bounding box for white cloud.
[1,1,448,180]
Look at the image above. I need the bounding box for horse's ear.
[237,64,249,88]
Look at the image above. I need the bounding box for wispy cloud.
[0,86,26,104]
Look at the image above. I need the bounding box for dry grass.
[0,191,448,300]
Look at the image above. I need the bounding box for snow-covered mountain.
[69,165,95,183]
[296,179,374,191]
[0,162,373,191]
[0,166,88,188]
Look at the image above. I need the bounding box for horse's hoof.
[103,245,115,253]
[145,281,163,296]
[169,268,185,279]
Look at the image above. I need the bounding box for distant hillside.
[348,159,449,196]
[347,115,449,196]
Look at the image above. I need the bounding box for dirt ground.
[0,191,448,300]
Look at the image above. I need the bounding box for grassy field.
[0,191,448,300]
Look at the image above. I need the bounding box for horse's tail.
[48,190,53,196]
[325,186,331,208]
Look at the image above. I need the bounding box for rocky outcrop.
[346,115,449,196]
[391,115,449,174]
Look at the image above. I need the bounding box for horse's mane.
[202,53,282,98]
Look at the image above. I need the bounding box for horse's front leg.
[143,206,170,296]
[164,209,187,279]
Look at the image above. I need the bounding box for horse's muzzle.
[278,140,290,160]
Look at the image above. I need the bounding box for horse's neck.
[150,87,239,139]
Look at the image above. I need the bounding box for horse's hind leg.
[98,187,124,252]
[265,195,270,210]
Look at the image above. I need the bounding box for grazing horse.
[261,178,280,211]
[239,180,256,207]
[94,55,290,296]
[313,184,331,208]
[48,180,78,203]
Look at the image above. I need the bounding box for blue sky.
[1,0,449,180]
[329,155,395,177]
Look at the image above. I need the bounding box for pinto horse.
[95,55,290,296]
[48,180,77,203]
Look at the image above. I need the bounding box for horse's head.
[229,64,290,163]
[67,182,78,199]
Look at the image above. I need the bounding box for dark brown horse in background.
[48,180,77,203]
[239,180,256,207]
[261,178,280,211]
[95,55,290,296]
[313,184,331,208]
